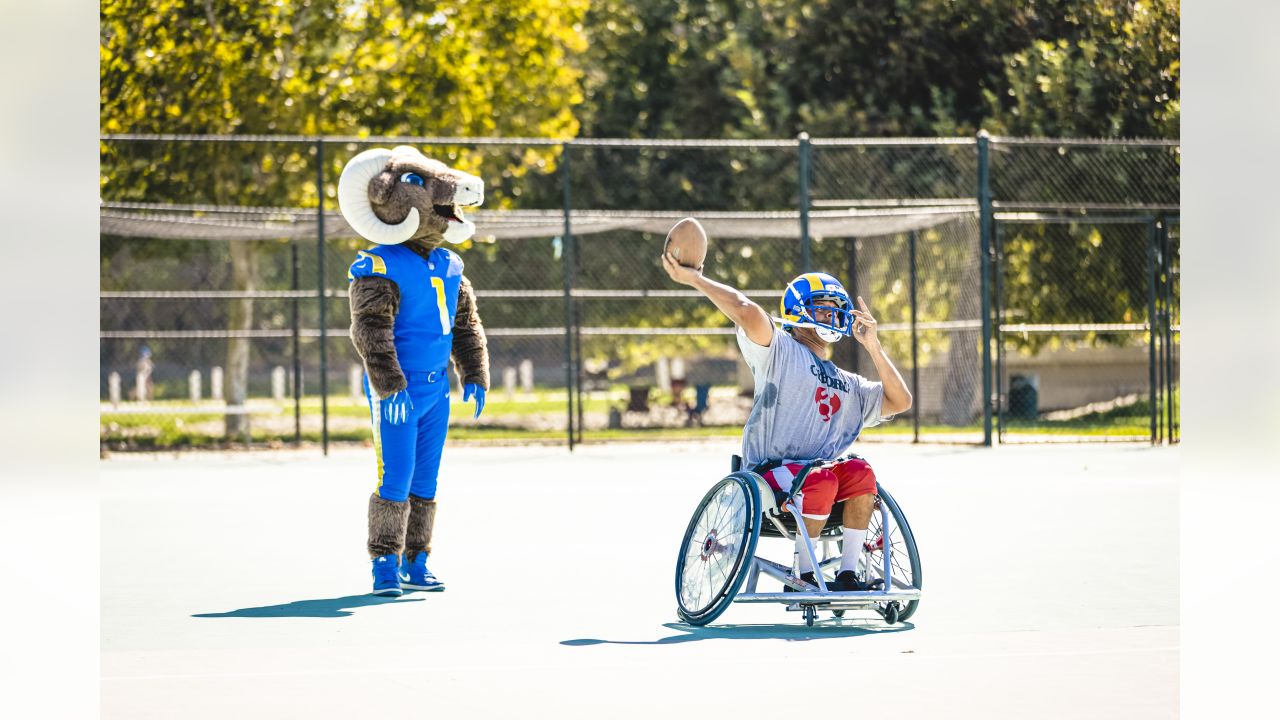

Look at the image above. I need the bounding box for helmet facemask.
[800,295,853,343]
[777,273,855,345]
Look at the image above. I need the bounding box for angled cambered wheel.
[864,485,923,623]
[675,473,763,626]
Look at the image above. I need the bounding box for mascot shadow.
[561,620,914,646]
[193,593,428,619]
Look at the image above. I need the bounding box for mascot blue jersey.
[347,245,463,373]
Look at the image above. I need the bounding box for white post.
[503,366,518,400]
[671,357,686,381]
[518,359,534,393]
[189,370,202,402]
[108,372,121,408]
[134,371,147,402]
[350,364,364,400]
[655,357,671,394]
[210,366,224,401]
[736,356,754,396]
[272,366,287,401]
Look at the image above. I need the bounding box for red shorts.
[760,458,877,518]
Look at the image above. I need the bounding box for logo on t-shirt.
[814,387,842,422]
[810,362,851,393]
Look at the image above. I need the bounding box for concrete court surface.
[102,440,1178,719]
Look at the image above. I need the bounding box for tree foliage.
[574,0,1178,140]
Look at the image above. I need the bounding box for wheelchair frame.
[675,457,922,627]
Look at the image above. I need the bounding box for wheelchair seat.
[731,454,850,539]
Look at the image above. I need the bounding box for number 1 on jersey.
[430,277,452,335]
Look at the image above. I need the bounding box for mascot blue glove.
[339,146,491,597]
[380,389,414,425]
[463,383,486,418]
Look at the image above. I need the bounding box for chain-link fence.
[99,134,1179,451]
[988,137,1180,443]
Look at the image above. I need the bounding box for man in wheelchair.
[662,251,913,592]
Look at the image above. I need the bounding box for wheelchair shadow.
[193,593,426,619]
[562,619,914,646]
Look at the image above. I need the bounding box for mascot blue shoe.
[371,554,403,597]
[401,551,445,592]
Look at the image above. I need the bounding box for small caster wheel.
[883,603,900,625]
[803,606,816,627]
[833,610,846,618]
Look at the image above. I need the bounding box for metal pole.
[560,143,576,451]
[977,131,994,446]
[574,271,585,444]
[845,237,859,376]
[1162,218,1176,442]
[291,241,302,445]
[798,133,812,273]
[909,230,919,444]
[1152,215,1162,445]
[1153,221,1165,443]
[994,223,1006,442]
[316,139,329,455]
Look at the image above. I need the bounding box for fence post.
[909,230,919,444]
[1162,217,1176,442]
[316,138,329,455]
[798,132,812,272]
[1152,213,1162,443]
[994,223,1006,442]
[560,142,576,451]
[844,237,859,376]
[977,130,994,447]
[291,241,302,445]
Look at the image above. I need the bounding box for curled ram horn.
[338,148,420,246]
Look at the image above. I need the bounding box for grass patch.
[102,387,1173,450]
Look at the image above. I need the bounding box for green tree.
[984,0,1179,137]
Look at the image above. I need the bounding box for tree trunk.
[225,241,259,439]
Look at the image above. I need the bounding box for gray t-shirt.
[737,325,887,469]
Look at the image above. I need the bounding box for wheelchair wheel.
[675,472,762,626]
[864,485,922,622]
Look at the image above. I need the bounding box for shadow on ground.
[193,593,427,619]
[561,620,913,646]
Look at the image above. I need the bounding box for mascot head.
[338,145,484,247]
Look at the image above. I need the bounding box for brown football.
[664,217,708,269]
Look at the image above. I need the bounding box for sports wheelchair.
[675,455,922,627]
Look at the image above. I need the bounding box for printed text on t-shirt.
[809,362,850,393]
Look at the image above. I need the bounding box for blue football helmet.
[778,272,854,343]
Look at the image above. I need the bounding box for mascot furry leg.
[338,146,491,596]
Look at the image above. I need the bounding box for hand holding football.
[663,217,708,270]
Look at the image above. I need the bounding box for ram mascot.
[338,146,489,596]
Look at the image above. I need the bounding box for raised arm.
[850,295,912,415]
[661,251,773,346]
